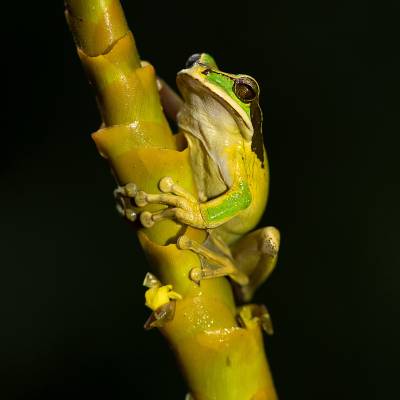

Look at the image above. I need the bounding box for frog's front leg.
[135,177,207,228]
[113,178,198,226]
[113,183,138,222]
[131,176,251,230]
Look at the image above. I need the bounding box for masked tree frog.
[116,53,280,302]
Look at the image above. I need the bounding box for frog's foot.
[177,235,249,286]
[143,272,182,330]
[237,304,274,335]
[135,177,206,229]
[113,183,138,222]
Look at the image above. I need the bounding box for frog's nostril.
[185,53,201,68]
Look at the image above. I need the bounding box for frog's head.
[177,53,263,162]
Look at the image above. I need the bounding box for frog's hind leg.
[206,229,233,258]
[177,235,249,286]
[237,303,274,336]
[231,226,280,302]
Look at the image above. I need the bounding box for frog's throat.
[177,93,242,190]
[177,71,253,142]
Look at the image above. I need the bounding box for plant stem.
[65,1,278,398]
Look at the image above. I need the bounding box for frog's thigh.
[231,226,280,302]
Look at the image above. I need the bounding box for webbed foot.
[237,304,274,335]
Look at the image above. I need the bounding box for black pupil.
[237,83,256,101]
[185,53,201,68]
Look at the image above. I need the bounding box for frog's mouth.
[176,70,253,142]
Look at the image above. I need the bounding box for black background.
[1,1,398,399]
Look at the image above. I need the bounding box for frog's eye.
[185,53,201,68]
[233,77,259,103]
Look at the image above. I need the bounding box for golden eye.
[233,77,259,103]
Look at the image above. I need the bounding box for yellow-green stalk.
[65,1,277,398]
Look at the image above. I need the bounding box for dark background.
[1,1,398,399]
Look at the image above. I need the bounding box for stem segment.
[65,1,278,398]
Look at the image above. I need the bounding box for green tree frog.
[116,53,280,301]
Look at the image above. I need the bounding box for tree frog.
[116,53,280,301]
